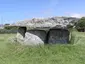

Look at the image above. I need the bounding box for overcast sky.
[0,0,85,24]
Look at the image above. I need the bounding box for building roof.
[9,16,79,30]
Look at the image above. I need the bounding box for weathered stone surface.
[9,17,79,29]
[23,30,46,45]
[16,27,26,43]
[16,28,69,45]
[48,29,69,44]
[17,30,46,45]
[11,16,79,45]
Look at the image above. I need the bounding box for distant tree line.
[0,24,18,33]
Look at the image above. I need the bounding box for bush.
[76,17,85,32]
[0,25,18,33]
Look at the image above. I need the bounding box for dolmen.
[9,17,78,45]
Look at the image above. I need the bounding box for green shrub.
[76,17,85,31]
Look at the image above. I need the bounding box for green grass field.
[0,32,85,64]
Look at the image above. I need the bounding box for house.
[9,17,78,45]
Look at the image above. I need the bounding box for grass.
[0,32,85,64]
[70,31,85,44]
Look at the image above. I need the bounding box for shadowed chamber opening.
[18,27,27,37]
[45,31,50,44]
[47,29,69,44]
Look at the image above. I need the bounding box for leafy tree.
[76,17,85,32]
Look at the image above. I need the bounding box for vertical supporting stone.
[47,29,69,44]
[24,30,46,45]
[16,27,26,43]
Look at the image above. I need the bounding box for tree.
[76,17,85,32]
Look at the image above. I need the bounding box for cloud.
[65,12,85,18]
[70,13,85,18]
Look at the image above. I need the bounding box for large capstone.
[47,29,69,44]
[23,30,46,45]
